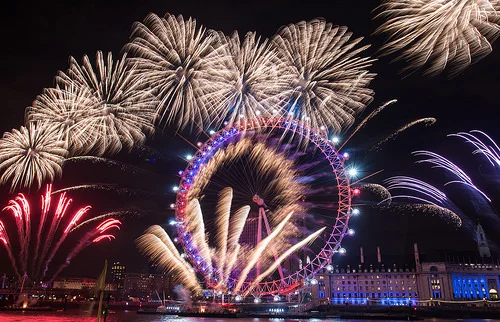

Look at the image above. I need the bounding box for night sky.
[0,1,499,278]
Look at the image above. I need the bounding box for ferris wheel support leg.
[260,206,286,286]
[257,210,262,277]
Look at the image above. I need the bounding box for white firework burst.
[374,0,500,76]
[0,123,68,192]
[272,18,375,133]
[26,84,99,156]
[125,13,233,131]
[56,51,156,156]
[208,31,291,126]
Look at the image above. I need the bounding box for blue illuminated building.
[314,245,418,306]
[312,226,500,306]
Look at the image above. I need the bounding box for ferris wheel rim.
[174,116,352,295]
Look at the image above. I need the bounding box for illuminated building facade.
[313,238,500,305]
[123,273,173,298]
[315,262,418,306]
[110,261,126,290]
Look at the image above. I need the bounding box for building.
[123,273,173,299]
[477,223,491,258]
[313,226,500,306]
[315,246,418,306]
[50,277,116,299]
[110,261,126,290]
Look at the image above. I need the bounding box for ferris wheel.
[174,117,353,296]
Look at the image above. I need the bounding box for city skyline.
[0,1,499,280]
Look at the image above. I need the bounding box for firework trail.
[3,194,31,273]
[358,183,391,201]
[413,150,491,202]
[0,222,19,279]
[377,204,464,228]
[381,176,462,226]
[184,189,298,291]
[0,123,68,192]
[0,185,121,282]
[215,188,232,278]
[273,19,375,133]
[49,218,121,282]
[160,187,323,294]
[338,99,397,151]
[233,211,292,293]
[374,0,500,76]
[136,225,202,294]
[449,130,500,167]
[70,211,139,232]
[370,118,436,151]
[184,199,213,273]
[244,226,325,296]
[64,156,156,177]
[224,204,250,281]
[41,205,92,278]
[382,176,449,205]
[53,184,128,195]
[56,51,156,156]
[126,13,231,131]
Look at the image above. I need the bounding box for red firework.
[0,184,121,282]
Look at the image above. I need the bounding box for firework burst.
[125,13,232,131]
[208,31,290,126]
[273,18,375,133]
[26,85,98,156]
[374,0,500,76]
[56,51,156,156]
[0,184,121,282]
[0,123,68,192]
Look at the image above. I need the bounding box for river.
[0,310,499,322]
